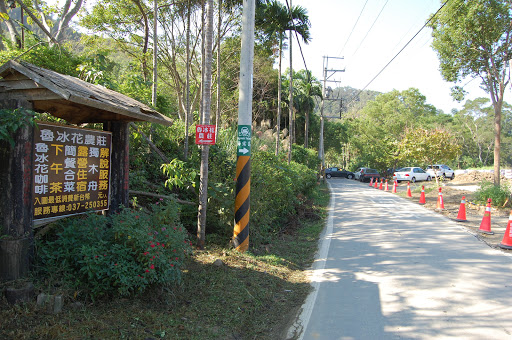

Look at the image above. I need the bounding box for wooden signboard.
[32,123,112,220]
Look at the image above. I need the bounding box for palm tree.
[293,69,322,148]
[255,0,310,155]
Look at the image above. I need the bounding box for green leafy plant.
[250,151,317,244]
[36,201,192,300]
[0,108,37,147]
[474,181,511,207]
[161,159,198,190]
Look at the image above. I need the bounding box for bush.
[291,145,321,171]
[36,201,192,300]
[474,181,511,207]
[250,151,317,244]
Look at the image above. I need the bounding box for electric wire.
[346,0,389,67]
[344,0,451,109]
[337,0,369,57]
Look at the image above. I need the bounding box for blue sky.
[283,0,504,113]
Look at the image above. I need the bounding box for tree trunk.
[305,110,309,148]
[0,1,21,48]
[152,0,158,106]
[493,100,502,186]
[131,0,150,81]
[197,0,215,250]
[53,0,83,43]
[287,23,293,164]
[275,38,282,156]
[215,0,222,130]
[184,0,191,159]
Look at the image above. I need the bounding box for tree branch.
[14,0,59,45]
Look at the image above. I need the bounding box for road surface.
[287,179,512,340]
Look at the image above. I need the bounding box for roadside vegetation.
[1,180,329,339]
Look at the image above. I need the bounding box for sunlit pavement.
[287,178,512,340]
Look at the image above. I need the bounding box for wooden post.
[0,100,35,281]
[105,122,130,214]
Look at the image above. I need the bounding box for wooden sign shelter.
[0,60,173,281]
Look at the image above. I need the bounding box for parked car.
[354,167,368,180]
[426,164,455,179]
[358,168,380,182]
[325,167,354,179]
[393,167,431,183]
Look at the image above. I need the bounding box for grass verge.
[0,183,330,340]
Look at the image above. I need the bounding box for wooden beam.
[0,79,43,91]
[0,60,71,100]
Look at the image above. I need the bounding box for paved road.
[287,179,512,340]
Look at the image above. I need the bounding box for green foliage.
[161,159,198,190]
[474,181,511,207]
[36,202,192,300]
[250,151,317,244]
[0,42,83,77]
[291,144,320,170]
[399,127,461,166]
[0,109,37,147]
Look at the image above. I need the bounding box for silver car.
[393,167,431,183]
[426,164,455,179]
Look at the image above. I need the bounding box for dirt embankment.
[395,171,512,252]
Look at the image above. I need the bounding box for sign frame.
[32,122,112,221]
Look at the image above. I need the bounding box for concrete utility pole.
[233,0,255,252]
[319,56,345,169]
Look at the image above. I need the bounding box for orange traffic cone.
[379,179,383,190]
[385,179,389,191]
[455,196,467,222]
[369,177,373,187]
[479,198,494,235]
[392,180,397,193]
[406,182,412,197]
[436,187,445,210]
[374,178,378,188]
[419,186,426,204]
[499,211,512,249]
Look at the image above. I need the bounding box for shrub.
[250,151,317,244]
[474,181,511,207]
[292,144,321,171]
[36,201,192,300]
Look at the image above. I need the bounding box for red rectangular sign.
[195,125,216,145]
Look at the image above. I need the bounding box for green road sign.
[237,125,251,156]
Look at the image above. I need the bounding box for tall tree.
[196,0,214,249]
[454,98,495,166]
[429,0,512,186]
[81,0,151,80]
[293,69,322,148]
[350,88,443,171]
[255,0,310,155]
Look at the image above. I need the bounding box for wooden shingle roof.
[0,60,173,126]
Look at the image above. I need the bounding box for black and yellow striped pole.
[233,0,255,252]
[234,152,250,251]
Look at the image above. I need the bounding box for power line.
[337,0,369,57]
[344,0,450,109]
[347,0,389,66]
